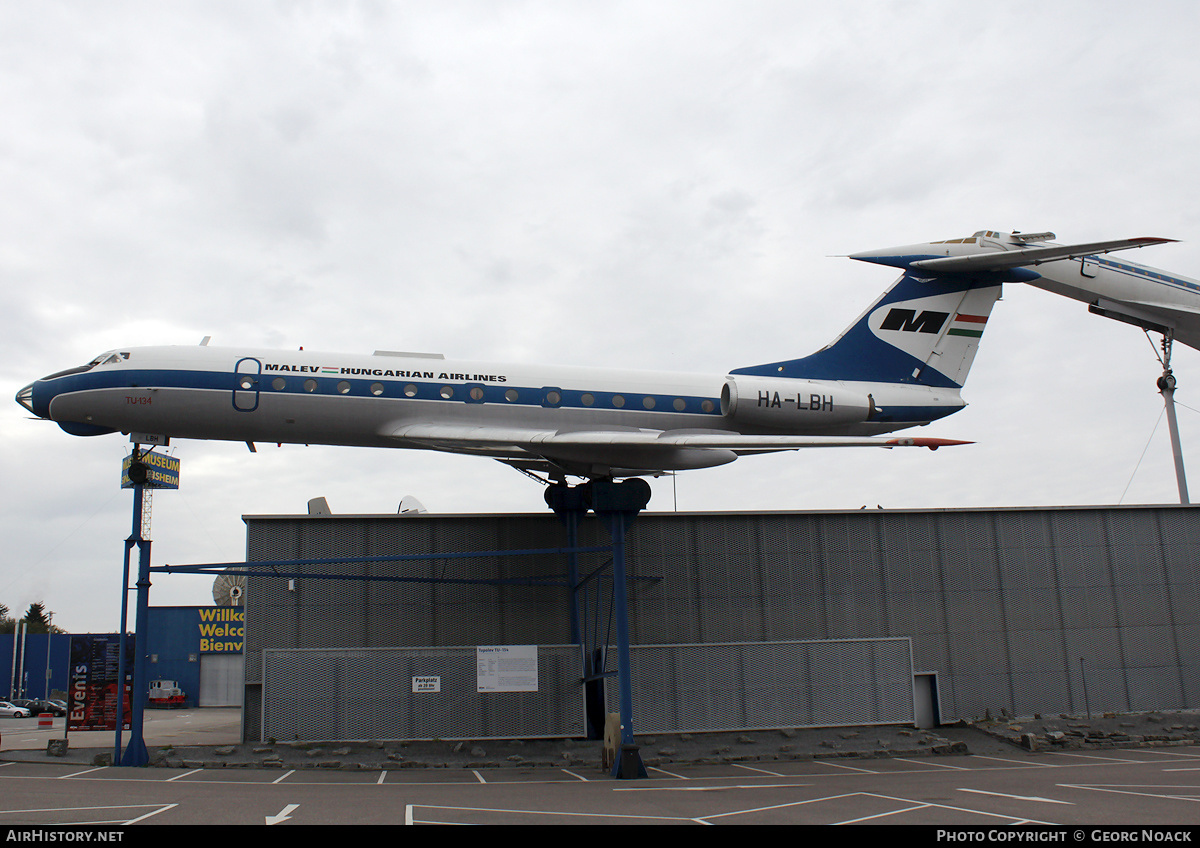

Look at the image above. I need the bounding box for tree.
[0,602,65,634]
[22,602,52,634]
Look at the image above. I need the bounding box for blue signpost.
[115,447,178,767]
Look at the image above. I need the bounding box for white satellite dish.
[212,569,246,607]
[398,495,428,514]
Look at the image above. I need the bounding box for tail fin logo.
[879,309,950,335]
[865,285,1000,387]
[730,278,1000,389]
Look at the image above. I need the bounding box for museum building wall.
[241,505,1200,741]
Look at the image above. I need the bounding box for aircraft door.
[233,357,262,412]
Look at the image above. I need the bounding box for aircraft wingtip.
[885,437,973,450]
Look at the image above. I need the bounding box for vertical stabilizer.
[732,272,1001,388]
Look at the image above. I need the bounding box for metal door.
[233,357,262,412]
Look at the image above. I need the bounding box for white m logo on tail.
[869,286,1000,386]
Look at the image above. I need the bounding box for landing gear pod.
[721,376,875,430]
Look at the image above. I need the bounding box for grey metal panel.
[1125,667,1183,711]
[198,653,245,707]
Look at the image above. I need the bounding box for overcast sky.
[4,1,1200,634]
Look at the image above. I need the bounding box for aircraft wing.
[388,423,968,456]
[910,237,1177,273]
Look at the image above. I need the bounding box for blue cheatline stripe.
[40,368,725,417]
[1089,257,1200,297]
[41,368,959,426]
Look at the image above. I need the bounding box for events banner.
[67,634,133,732]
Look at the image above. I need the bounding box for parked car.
[19,699,66,717]
[0,701,31,719]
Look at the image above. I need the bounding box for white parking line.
[167,768,204,781]
[0,803,176,824]
[892,757,968,770]
[817,761,877,773]
[733,763,785,777]
[959,787,1074,805]
[969,754,1054,767]
[124,804,178,824]
[1042,750,1145,763]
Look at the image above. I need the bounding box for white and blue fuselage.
[18,342,967,478]
[20,229,1193,479]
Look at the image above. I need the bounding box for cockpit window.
[44,351,130,380]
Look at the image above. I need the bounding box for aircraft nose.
[847,244,938,270]
[15,382,39,416]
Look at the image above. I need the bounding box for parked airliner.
[15,230,1185,480]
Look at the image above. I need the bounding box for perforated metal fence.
[261,645,584,742]
[616,638,914,734]
[255,639,912,742]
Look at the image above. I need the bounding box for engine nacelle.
[721,376,875,430]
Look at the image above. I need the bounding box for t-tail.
[731,270,1002,390]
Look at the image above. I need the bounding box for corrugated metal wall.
[243,505,1200,741]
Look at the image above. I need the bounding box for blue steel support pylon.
[114,533,133,764]
[546,478,651,778]
[590,479,651,780]
[117,480,151,767]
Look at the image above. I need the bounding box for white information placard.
[412,676,441,693]
[477,645,538,692]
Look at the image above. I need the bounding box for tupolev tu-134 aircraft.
[15,230,1192,481]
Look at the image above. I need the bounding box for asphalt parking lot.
[1,710,1199,827]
